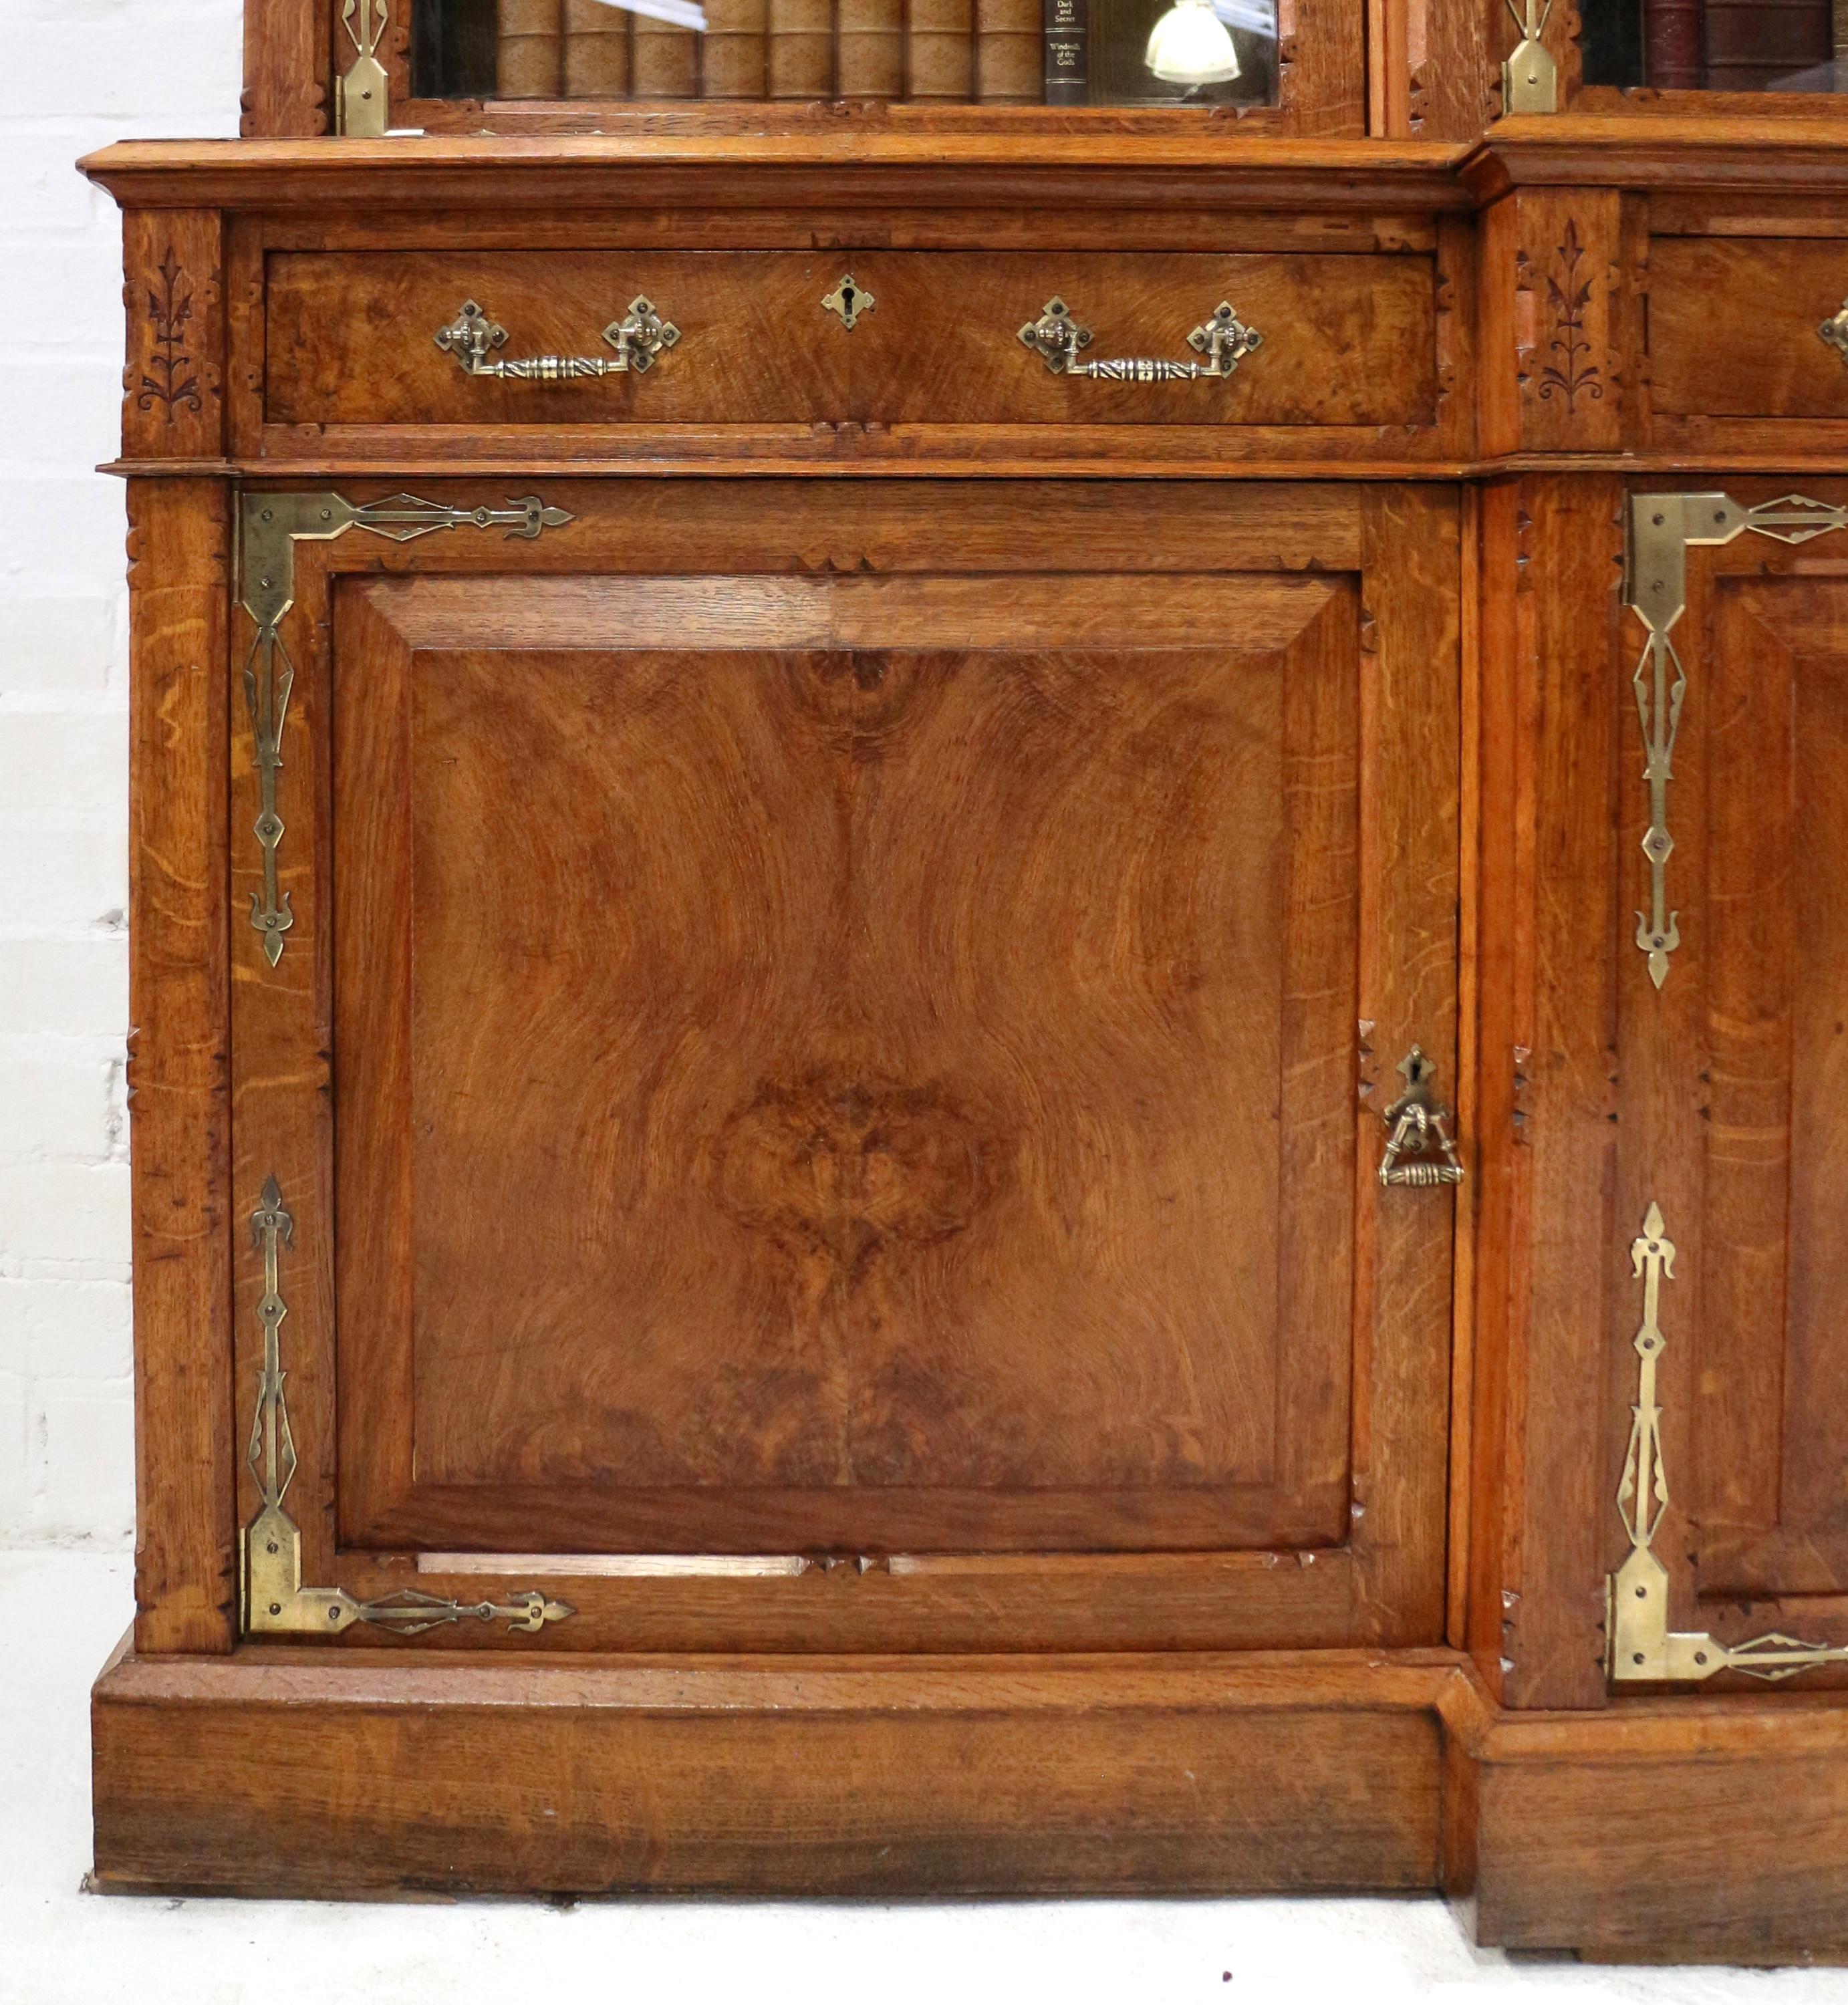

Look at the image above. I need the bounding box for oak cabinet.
[79,33,1848,1956]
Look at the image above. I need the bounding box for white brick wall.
[1,0,241,1544]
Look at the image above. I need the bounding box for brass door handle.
[1377,1047,1464,1188]
[1018,297,1262,381]
[434,296,680,380]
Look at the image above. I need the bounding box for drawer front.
[265,249,1437,432]
[1649,237,1848,420]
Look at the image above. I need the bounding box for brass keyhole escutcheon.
[823,274,874,330]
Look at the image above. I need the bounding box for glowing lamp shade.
[1144,0,1240,85]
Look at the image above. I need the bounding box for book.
[1043,0,1087,103]
[976,0,1043,100]
[908,0,976,98]
[838,0,904,98]
[498,0,566,96]
[702,0,769,96]
[1641,0,1703,87]
[767,0,834,96]
[1704,0,1832,88]
[563,0,632,94]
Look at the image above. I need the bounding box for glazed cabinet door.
[1605,481,1848,1689]
[230,479,1461,1654]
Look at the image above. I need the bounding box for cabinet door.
[1607,483,1848,1684]
[231,480,1460,1653]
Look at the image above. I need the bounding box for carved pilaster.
[1480,188,1625,455]
[122,211,223,462]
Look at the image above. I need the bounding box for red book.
[1643,0,1704,87]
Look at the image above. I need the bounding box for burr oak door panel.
[233,481,1459,1652]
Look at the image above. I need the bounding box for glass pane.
[410,0,1281,107]
[1580,0,1847,92]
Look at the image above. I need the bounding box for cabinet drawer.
[265,249,1437,433]
[1649,237,1848,419]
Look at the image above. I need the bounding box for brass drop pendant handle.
[434,296,681,380]
[1018,297,1263,381]
[1377,1047,1464,1189]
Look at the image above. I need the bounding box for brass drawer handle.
[1018,297,1262,381]
[434,296,680,380]
[1377,1047,1464,1189]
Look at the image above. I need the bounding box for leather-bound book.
[1043,0,1087,103]
[976,0,1043,98]
[498,0,566,95]
[907,0,976,98]
[1642,0,1703,86]
[1704,0,1831,87]
[702,0,770,96]
[563,0,632,95]
[631,13,700,93]
[767,0,834,96]
[838,0,904,97]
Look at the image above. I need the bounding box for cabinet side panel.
[1472,476,1624,1712]
[1350,487,1462,1644]
[127,479,236,1655]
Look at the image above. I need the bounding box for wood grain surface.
[206,479,1454,1654]
[92,1646,1460,1898]
[263,249,1438,432]
[126,481,237,1655]
[1648,236,1848,418]
[333,563,1365,1552]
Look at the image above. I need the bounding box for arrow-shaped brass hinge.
[1607,1202,1848,1684]
[237,490,571,968]
[239,1176,575,1639]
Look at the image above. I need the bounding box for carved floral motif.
[137,251,202,422]
[1537,219,1603,415]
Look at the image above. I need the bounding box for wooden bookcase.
[84,0,1848,1957]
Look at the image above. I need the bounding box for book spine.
[907,0,975,97]
[703,0,770,97]
[1703,0,1831,88]
[1838,0,1848,61]
[563,0,632,96]
[1641,0,1704,88]
[631,13,700,95]
[498,0,565,96]
[838,0,904,98]
[976,0,1042,100]
[767,0,835,96]
[1043,0,1085,104]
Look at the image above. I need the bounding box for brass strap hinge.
[1625,491,1848,990]
[1500,0,1559,114]
[338,0,390,136]
[1607,1203,1848,1684]
[237,490,571,966]
[240,1175,575,1639]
